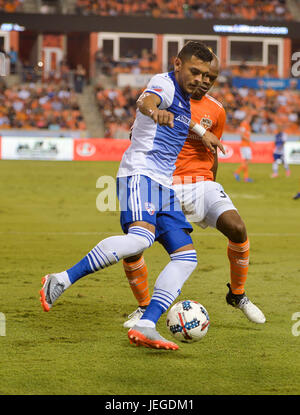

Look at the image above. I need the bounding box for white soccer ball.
[166,300,210,343]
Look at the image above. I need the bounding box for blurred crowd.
[75,0,293,21]
[212,83,300,135]
[0,78,86,130]
[94,49,279,80]
[95,49,160,79]
[0,0,23,12]
[93,74,300,138]
[1,46,299,137]
[94,81,142,138]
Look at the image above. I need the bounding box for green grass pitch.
[0,159,299,395]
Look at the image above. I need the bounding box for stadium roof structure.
[0,12,299,39]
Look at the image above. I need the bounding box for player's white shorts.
[240,146,252,161]
[173,180,237,229]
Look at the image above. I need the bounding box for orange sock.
[236,160,249,178]
[227,239,250,295]
[123,256,150,307]
[235,165,243,175]
[243,163,249,180]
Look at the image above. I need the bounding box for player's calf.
[40,226,155,311]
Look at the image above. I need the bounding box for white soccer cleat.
[226,283,266,324]
[123,307,146,328]
[40,274,66,312]
[237,297,266,324]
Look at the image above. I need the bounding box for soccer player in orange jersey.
[122,54,265,327]
[234,114,253,182]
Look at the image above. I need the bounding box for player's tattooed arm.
[190,119,225,155]
[137,92,174,127]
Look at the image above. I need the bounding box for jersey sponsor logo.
[144,202,156,215]
[178,101,184,108]
[149,85,163,93]
[200,117,212,129]
[175,114,190,126]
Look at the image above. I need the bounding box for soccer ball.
[166,300,210,343]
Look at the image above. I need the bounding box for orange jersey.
[239,120,251,147]
[173,94,226,182]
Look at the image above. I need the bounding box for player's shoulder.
[146,72,175,95]
[148,72,174,86]
[204,94,224,111]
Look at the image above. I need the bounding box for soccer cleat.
[293,192,300,200]
[286,170,291,178]
[234,173,240,182]
[244,178,253,183]
[123,307,147,328]
[40,274,66,312]
[226,283,266,324]
[271,173,278,178]
[128,325,179,350]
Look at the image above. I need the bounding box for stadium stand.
[94,81,142,138]
[0,0,23,13]
[74,0,294,21]
[0,77,86,131]
[211,83,300,135]
[93,71,300,138]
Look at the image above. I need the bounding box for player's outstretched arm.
[190,120,225,155]
[137,92,174,127]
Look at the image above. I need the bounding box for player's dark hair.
[177,41,213,63]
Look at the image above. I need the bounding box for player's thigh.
[156,188,194,253]
[157,228,194,254]
[117,175,158,234]
[173,181,206,224]
[196,181,238,229]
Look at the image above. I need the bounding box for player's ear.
[174,57,183,73]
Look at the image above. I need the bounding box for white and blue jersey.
[117,71,191,188]
[273,132,287,161]
[116,71,193,239]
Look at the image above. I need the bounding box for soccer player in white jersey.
[40,41,225,350]
[123,54,266,329]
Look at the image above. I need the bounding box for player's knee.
[124,253,144,263]
[217,211,247,243]
[230,220,247,243]
[128,226,155,250]
[171,249,198,273]
[187,255,198,273]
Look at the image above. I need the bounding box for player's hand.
[202,130,225,155]
[150,108,174,128]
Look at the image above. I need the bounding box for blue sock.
[67,257,93,284]
[66,243,119,284]
[140,300,165,325]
